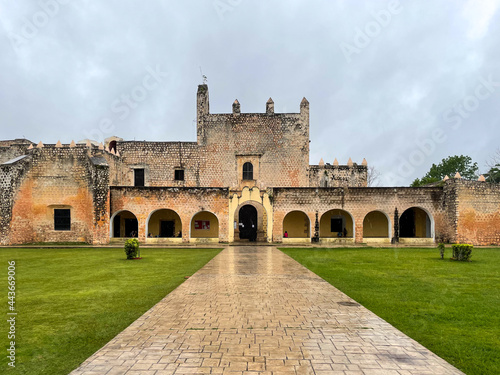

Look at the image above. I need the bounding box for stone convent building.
[1,85,500,246]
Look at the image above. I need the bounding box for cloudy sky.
[1,0,499,185]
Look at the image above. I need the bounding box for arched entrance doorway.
[111,210,138,238]
[400,207,432,238]
[237,205,258,241]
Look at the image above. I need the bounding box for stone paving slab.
[70,247,464,375]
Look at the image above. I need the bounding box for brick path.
[71,246,464,375]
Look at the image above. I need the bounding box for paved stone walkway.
[71,247,464,375]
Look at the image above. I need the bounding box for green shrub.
[451,244,473,261]
[438,243,445,259]
[124,238,140,259]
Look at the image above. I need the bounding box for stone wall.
[102,150,129,186]
[5,145,109,244]
[195,85,310,188]
[198,112,309,188]
[452,179,500,245]
[0,155,32,245]
[309,164,368,187]
[116,141,202,187]
[0,139,32,164]
[440,180,459,243]
[89,156,111,244]
[0,139,32,148]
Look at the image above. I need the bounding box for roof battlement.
[196,84,308,118]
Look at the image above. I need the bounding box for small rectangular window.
[54,209,71,231]
[175,169,184,181]
[134,168,145,187]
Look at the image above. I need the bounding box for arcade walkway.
[71,247,463,375]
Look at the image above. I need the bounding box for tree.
[367,165,381,187]
[411,155,479,187]
[486,148,500,167]
[484,149,500,183]
[484,165,500,183]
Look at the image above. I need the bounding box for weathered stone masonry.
[0,154,31,244]
[1,145,112,245]
[1,85,499,246]
[454,180,500,245]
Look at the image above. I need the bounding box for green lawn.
[0,247,221,375]
[280,247,500,375]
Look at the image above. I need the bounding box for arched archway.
[283,211,310,238]
[147,209,182,238]
[320,209,354,238]
[190,211,219,239]
[238,205,257,241]
[400,207,433,238]
[234,201,267,242]
[363,211,390,238]
[110,210,138,238]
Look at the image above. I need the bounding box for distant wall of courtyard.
[309,164,368,188]
[3,146,110,245]
[116,141,202,187]
[0,139,32,164]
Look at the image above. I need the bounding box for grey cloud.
[0,0,499,185]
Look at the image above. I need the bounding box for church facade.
[1,85,499,246]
